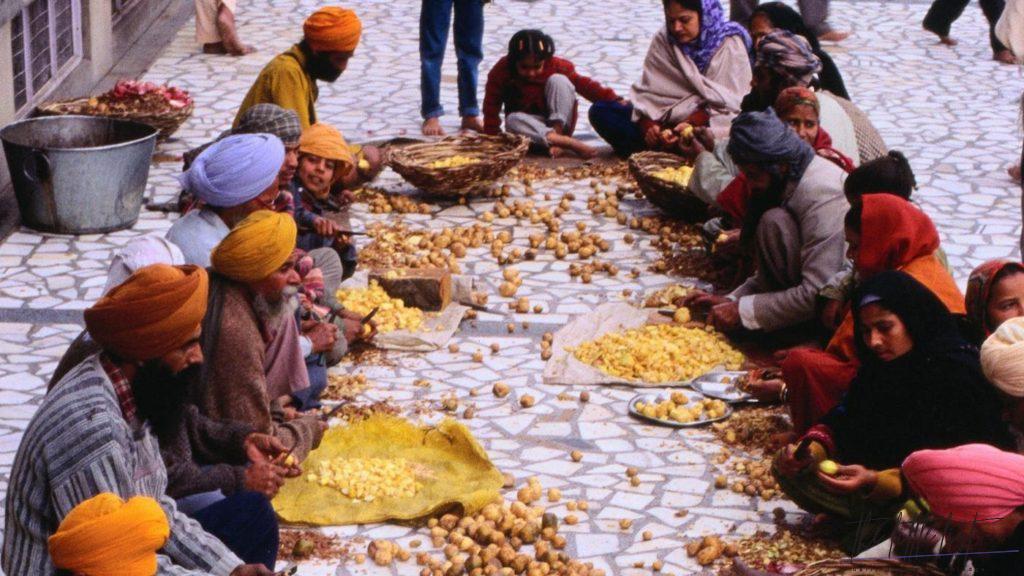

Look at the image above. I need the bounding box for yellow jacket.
[235,44,319,128]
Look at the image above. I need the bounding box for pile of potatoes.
[572,324,744,383]
[686,536,738,566]
[356,187,433,215]
[323,373,370,401]
[359,222,496,271]
[714,457,781,500]
[366,478,605,576]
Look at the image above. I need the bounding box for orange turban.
[49,493,170,576]
[303,7,362,53]
[299,123,355,182]
[211,210,297,283]
[84,264,208,362]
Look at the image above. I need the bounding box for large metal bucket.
[1,115,158,234]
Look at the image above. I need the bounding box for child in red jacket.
[483,29,621,158]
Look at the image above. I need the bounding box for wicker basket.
[628,151,707,221]
[37,98,194,141]
[795,559,945,576]
[388,133,529,197]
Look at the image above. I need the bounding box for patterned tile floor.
[1,0,1022,573]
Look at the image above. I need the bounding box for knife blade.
[361,306,380,325]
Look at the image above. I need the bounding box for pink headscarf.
[902,444,1024,523]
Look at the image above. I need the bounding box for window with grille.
[9,0,82,114]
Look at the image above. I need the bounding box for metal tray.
[691,370,757,404]
[627,392,734,428]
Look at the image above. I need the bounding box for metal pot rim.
[0,114,158,152]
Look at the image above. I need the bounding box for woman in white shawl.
[589,0,752,157]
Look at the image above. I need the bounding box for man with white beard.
[191,210,326,461]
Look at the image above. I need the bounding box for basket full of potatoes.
[388,133,528,197]
[628,149,707,221]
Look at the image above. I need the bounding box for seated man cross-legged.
[2,264,276,574]
[193,211,326,461]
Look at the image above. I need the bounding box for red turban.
[84,264,208,362]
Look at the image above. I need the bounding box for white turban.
[178,133,285,208]
[980,316,1024,398]
[103,235,185,294]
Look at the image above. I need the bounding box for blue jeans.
[588,100,646,158]
[190,491,279,569]
[420,0,484,119]
[294,354,327,411]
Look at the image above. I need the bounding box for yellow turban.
[49,493,169,576]
[84,264,208,362]
[303,7,362,53]
[211,210,297,283]
[981,316,1024,398]
[299,123,355,181]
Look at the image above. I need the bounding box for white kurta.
[194,0,237,45]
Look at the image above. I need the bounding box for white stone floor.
[0,0,1021,574]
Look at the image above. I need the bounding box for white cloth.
[998,0,1024,63]
[630,30,752,139]
[166,208,231,268]
[817,92,859,165]
[194,0,237,45]
[690,141,739,207]
[738,295,760,330]
[104,236,186,294]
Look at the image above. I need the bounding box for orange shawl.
[827,195,964,362]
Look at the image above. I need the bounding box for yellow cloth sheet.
[273,416,504,526]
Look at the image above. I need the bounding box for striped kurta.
[1,354,242,575]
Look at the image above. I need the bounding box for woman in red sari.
[717,86,853,224]
[779,194,965,433]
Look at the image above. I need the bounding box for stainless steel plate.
[627,392,734,428]
[691,370,757,404]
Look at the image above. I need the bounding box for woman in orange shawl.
[780,193,965,433]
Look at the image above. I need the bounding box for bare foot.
[547,132,598,159]
[203,42,228,55]
[549,145,567,158]
[460,116,483,132]
[935,34,958,46]
[568,141,598,159]
[422,117,445,137]
[818,30,850,42]
[1009,164,1022,182]
[995,49,1017,64]
[226,44,256,56]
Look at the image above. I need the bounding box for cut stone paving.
[0,0,1021,574]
